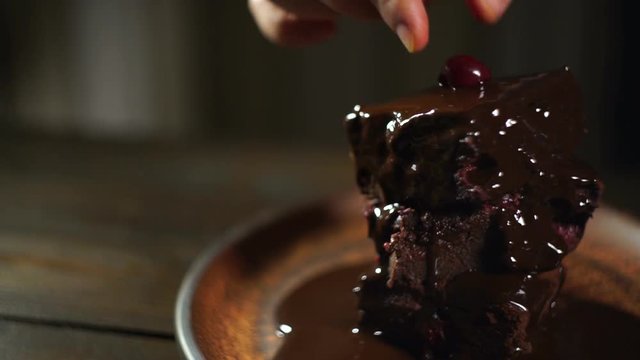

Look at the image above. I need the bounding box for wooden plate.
[175,194,640,360]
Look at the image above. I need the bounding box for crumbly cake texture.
[346,65,601,359]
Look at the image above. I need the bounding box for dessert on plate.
[345,55,602,359]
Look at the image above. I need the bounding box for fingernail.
[396,24,414,53]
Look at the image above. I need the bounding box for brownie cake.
[345,55,602,359]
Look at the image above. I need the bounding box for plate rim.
[175,200,640,359]
[174,199,331,360]
[175,207,286,360]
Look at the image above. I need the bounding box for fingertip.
[466,0,511,24]
[374,0,429,53]
[409,9,429,52]
[396,21,429,53]
[398,1,429,53]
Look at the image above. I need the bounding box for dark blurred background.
[0,0,637,213]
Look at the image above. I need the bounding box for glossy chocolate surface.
[274,264,640,360]
[346,69,600,272]
[345,65,602,358]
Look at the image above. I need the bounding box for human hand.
[248,0,512,53]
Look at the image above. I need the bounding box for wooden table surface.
[0,138,354,359]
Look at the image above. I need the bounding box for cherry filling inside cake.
[345,55,602,359]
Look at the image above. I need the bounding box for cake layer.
[367,204,492,293]
[349,69,601,271]
[358,267,564,359]
[348,59,602,359]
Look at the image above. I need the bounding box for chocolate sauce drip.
[345,66,603,358]
[274,264,412,360]
[346,69,601,271]
[274,264,640,360]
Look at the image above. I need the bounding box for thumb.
[466,0,512,24]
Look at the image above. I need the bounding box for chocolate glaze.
[345,66,603,358]
[274,264,640,360]
[346,69,601,271]
[274,264,412,360]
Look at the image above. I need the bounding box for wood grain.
[0,138,353,355]
[0,319,176,360]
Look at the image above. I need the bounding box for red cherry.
[438,55,492,87]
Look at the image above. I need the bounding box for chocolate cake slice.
[346,56,602,359]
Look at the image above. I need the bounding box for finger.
[370,0,429,53]
[248,0,338,46]
[465,0,512,24]
[319,0,379,19]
